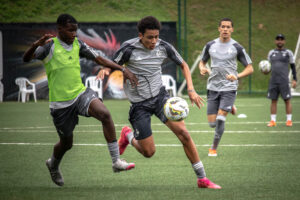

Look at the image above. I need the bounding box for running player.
[23,14,138,186]
[198,18,253,157]
[99,16,221,189]
[266,34,297,127]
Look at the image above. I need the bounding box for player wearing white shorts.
[199,18,254,156]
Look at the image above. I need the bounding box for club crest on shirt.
[227,48,233,54]
[156,50,163,57]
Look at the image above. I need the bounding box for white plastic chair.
[15,77,37,103]
[85,76,103,99]
[161,74,177,97]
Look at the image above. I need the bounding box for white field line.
[0,121,299,130]
[0,142,299,147]
[0,129,300,133]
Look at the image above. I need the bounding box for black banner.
[0,22,177,100]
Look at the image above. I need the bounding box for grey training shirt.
[113,37,183,103]
[267,48,295,84]
[201,38,252,91]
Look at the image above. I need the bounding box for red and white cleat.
[118,126,132,155]
[112,158,135,173]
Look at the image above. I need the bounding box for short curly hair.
[57,14,77,26]
[137,16,161,34]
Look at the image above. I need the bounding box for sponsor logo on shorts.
[226,106,232,110]
[134,128,140,138]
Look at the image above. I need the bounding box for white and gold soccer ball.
[164,97,189,121]
[258,60,271,74]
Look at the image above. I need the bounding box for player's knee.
[143,149,155,158]
[60,136,73,151]
[64,143,73,151]
[209,122,216,128]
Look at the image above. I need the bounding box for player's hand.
[188,90,205,109]
[200,67,210,76]
[292,80,297,89]
[226,74,238,81]
[34,34,55,47]
[123,67,138,87]
[96,67,111,80]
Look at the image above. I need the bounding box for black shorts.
[267,83,291,100]
[50,88,99,138]
[207,90,237,115]
[129,87,169,140]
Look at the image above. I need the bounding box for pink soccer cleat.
[118,126,132,155]
[197,177,221,189]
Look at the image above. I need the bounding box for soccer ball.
[258,60,271,73]
[164,97,189,121]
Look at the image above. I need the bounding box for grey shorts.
[267,83,291,100]
[50,88,99,138]
[207,90,237,115]
[129,87,169,140]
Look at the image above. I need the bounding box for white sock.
[126,131,134,145]
[287,114,292,121]
[271,114,276,122]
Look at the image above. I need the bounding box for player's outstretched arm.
[180,61,205,109]
[95,56,138,87]
[23,34,55,62]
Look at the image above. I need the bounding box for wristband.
[121,67,126,72]
[187,89,195,93]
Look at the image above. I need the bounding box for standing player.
[198,18,253,157]
[99,16,221,189]
[266,34,297,127]
[23,14,138,186]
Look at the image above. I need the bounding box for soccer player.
[266,34,297,127]
[99,16,221,189]
[198,18,253,157]
[23,14,138,186]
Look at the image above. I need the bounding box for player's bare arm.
[181,61,205,109]
[226,64,254,81]
[23,33,55,62]
[198,60,211,76]
[95,57,138,87]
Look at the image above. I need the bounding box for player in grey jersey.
[266,34,297,127]
[198,18,253,157]
[99,16,221,189]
